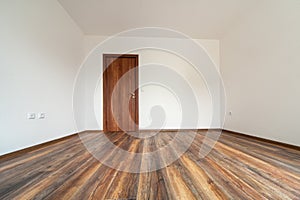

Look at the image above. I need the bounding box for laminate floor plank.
[0,130,299,200]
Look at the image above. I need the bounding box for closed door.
[103,54,139,132]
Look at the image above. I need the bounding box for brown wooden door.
[103,54,139,132]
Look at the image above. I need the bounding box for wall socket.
[228,111,233,116]
[38,113,46,119]
[27,113,46,119]
[27,113,36,119]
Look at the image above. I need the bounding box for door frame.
[103,54,139,132]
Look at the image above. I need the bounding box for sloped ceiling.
[58,0,260,39]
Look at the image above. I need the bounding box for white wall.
[0,0,84,155]
[81,36,220,130]
[221,0,300,146]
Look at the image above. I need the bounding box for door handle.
[130,92,136,99]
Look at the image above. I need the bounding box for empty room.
[0,0,299,199]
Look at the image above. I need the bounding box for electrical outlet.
[228,111,233,116]
[27,113,36,119]
[38,113,46,119]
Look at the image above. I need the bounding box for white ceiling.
[58,0,260,39]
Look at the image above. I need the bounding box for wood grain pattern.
[0,130,299,200]
[103,54,139,132]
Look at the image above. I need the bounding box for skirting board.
[0,132,82,162]
[222,129,300,151]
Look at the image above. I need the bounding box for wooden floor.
[0,130,300,200]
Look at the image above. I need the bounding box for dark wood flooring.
[0,130,299,200]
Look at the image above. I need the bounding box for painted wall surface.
[2,0,299,156]
[79,35,220,130]
[0,0,84,155]
[221,0,300,146]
